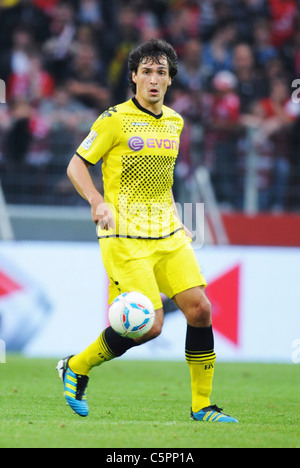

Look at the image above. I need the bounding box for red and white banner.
[0,242,299,363]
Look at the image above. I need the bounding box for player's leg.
[57,238,164,416]
[57,316,163,418]
[68,253,164,376]
[133,307,164,344]
[69,236,163,368]
[173,286,216,412]
[155,235,238,422]
[174,286,238,422]
[58,309,163,417]
[68,327,137,375]
[68,307,164,376]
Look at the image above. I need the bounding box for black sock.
[104,326,138,357]
[185,324,214,352]
[185,325,216,412]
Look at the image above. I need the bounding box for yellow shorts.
[99,230,207,310]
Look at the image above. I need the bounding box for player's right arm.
[67,155,115,230]
[68,108,120,229]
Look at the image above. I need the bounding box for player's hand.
[91,201,115,230]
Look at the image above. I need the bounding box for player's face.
[132,56,172,112]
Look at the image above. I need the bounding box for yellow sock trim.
[186,351,216,413]
[69,331,117,376]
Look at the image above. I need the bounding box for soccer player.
[57,39,238,423]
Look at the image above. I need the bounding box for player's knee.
[188,295,212,327]
[134,316,163,344]
[148,319,163,340]
[149,309,164,340]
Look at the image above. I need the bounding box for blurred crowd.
[0,0,300,211]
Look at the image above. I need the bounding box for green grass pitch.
[0,355,299,448]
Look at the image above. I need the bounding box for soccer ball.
[109,292,155,338]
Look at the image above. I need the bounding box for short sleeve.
[76,109,120,166]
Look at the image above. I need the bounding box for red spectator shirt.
[268,0,297,47]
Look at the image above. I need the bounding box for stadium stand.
[0,0,300,243]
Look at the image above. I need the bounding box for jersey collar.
[132,97,163,119]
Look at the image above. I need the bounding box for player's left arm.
[171,190,193,239]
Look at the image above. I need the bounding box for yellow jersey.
[76,97,184,239]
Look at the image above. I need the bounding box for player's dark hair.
[128,39,178,94]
